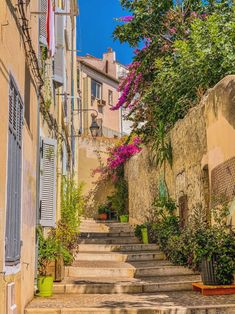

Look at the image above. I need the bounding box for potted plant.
[98,204,108,220]
[135,223,149,244]
[37,227,60,297]
[119,214,129,223]
[191,203,235,286]
[193,226,235,285]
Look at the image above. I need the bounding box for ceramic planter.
[37,276,53,297]
[141,226,148,244]
[120,215,129,223]
[201,256,233,286]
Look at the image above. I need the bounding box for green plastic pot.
[37,276,53,297]
[120,215,129,223]
[141,226,149,244]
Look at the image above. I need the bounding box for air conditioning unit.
[7,283,17,314]
[98,99,106,106]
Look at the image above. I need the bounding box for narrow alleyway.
[25,220,235,313]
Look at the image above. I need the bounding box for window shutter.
[53,14,64,84]
[40,137,57,227]
[39,0,47,45]
[5,78,23,264]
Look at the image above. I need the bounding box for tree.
[113,0,235,142]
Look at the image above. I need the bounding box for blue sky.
[77,0,134,65]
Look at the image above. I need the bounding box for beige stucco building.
[0,1,39,313]
[0,1,79,313]
[77,49,123,138]
[76,50,128,206]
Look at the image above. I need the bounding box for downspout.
[79,62,82,133]
[71,17,75,176]
[35,0,41,281]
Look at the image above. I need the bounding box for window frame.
[91,79,102,100]
[108,90,113,106]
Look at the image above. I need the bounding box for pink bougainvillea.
[107,141,142,170]
[111,61,143,111]
[92,136,142,182]
[119,16,134,22]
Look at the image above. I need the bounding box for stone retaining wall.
[125,76,235,226]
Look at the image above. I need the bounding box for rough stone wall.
[125,76,235,226]
[125,100,208,225]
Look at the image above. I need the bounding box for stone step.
[78,236,140,245]
[75,251,165,262]
[135,265,197,277]
[25,292,235,314]
[53,274,201,294]
[79,227,133,233]
[79,226,133,232]
[65,261,135,278]
[78,243,160,252]
[80,221,131,226]
[80,231,135,238]
[65,261,197,278]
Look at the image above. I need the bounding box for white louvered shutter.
[40,137,57,227]
[39,0,47,45]
[53,14,64,84]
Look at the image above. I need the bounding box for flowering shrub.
[107,137,141,170]
[118,16,133,23]
[93,136,142,181]
[92,136,142,218]
[113,1,235,141]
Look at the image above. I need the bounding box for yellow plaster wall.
[205,76,235,225]
[0,1,39,312]
[77,137,118,218]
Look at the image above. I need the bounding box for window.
[5,76,23,265]
[91,79,101,99]
[108,90,113,106]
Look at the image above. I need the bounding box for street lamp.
[74,108,100,138]
[90,117,100,138]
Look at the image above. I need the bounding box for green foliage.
[41,46,48,61]
[150,122,173,168]
[153,195,177,219]
[61,176,84,230]
[50,177,84,265]
[98,203,111,215]
[107,167,128,217]
[151,201,235,284]
[114,1,235,142]
[37,226,61,276]
[134,223,148,241]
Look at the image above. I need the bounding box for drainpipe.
[35,0,41,281]
[71,18,75,176]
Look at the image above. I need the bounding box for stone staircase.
[56,219,200,294]
[25,220,235,313]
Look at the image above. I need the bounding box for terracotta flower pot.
[99,213,107,221]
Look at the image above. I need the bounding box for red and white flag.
[46,0,55,56]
